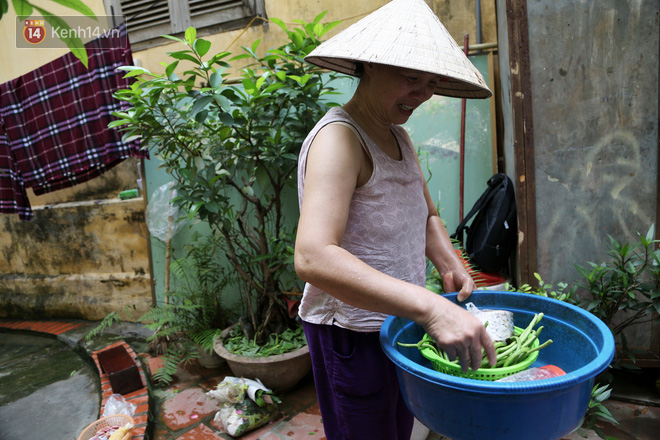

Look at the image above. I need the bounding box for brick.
[134,402,149,416]
[160,388,220,431]
[270,412,324,439]
[127,394,149,407]
[133,414,148,426]
[176,424,224,440]
[123,387,147,399]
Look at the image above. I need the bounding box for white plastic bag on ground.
[207,377,279,437]
[102,394,136,417]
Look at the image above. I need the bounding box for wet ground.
[0,332,99,440]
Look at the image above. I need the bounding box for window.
[104,0,266,50]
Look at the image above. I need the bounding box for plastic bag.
[146,182,185,242]
[102,394,136,418]
[496,365,566,382]
[207,377,279,437]
[466,302,514,341]
[214,398,278,436]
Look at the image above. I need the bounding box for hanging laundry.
[0,116,31,220]
[0,22,146,220]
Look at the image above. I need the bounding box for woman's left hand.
[441,269,476,302]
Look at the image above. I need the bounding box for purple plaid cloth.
[0,116,31,219]
[0,23,146,221]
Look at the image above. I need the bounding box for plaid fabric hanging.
[0,22,146,221]
[0,116,31,220]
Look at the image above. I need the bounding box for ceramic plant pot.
[213,326,311,392]
[195,344,226,369]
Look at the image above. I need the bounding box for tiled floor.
[145,358,324,439]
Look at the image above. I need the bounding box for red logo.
[23,20,46,44]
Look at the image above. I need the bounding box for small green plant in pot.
[111,13,342,359]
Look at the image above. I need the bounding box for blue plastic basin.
[380,291,615,440]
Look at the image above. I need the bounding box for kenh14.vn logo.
[23,20,46,44]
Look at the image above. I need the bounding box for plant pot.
[213,326,311,392]
[195,344,226,369]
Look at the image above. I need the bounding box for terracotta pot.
[195,344,226,369]
[213,326,311,392]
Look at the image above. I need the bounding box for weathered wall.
[528,1,658,285]
[0,159,152,320]
[131,0,497,78]
[497,0,659,360]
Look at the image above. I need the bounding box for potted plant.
[110,13,341,389]
[573,224,659,367]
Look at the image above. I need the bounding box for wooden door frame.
[505,0,538,285]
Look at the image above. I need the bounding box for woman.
[295,1,496,438]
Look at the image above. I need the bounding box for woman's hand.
[441,268,475,302]
[420,295,496,372]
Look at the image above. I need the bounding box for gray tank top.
[297,107,428,332]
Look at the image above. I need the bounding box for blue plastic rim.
[379,291,615,440]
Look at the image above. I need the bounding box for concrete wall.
[497,0,659,361]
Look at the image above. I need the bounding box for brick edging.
[0,319,84,335]
[91,341,150,440]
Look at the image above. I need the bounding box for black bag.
[451,174,517,273]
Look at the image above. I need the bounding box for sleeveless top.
[297,107,428,332]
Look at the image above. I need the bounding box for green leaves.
[11,0,32,18]
[184,27,197,46]
[168,50,199,64]
[223,325,307,357]
[0,0,9,20]
[194,38,211,57]
[7,0,99,67]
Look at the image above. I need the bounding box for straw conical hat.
[305,0,492,99]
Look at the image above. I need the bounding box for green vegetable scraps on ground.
[399,313,552,370]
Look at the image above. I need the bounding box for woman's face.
[362,64,441,124]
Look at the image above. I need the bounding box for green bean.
[402,312,553,374]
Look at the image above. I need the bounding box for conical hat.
[305,0,492,99]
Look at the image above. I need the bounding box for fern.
[85,305,136,341]
[87,232,235,385]
[151,344,199,385]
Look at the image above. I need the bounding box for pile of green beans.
[398,313,553,370]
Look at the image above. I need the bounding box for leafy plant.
[223,325,307,357]
[506,272,579,305]
[111,13,342,347]
[574,383,619,440]
[575,224,660,365]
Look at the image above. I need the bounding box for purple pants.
[302,320,414,440]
